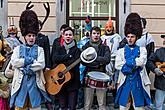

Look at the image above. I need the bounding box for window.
[66,0,119,39]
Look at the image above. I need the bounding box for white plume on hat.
[80,47,97,63]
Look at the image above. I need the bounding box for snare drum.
[85,71,111,89]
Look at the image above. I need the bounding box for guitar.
[44,58,81,95]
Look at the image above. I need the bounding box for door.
[66,0,119,41]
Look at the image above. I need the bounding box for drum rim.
[86,76,110,82]
[87,71,110,81]
[87,85,108,89]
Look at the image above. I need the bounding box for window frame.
[66,0,119,33]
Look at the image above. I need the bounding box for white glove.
[154,68,164,76]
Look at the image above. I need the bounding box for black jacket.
[51,37,61,68]
[35,33,51,69]
[51,40,81,91]
[147,47,165,90]
[82,41,110,74]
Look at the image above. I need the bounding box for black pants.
[77,83,84,108]
[58,90,78,110]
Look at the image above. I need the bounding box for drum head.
[87,71,110,81]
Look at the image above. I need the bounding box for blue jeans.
[155,89,165,110]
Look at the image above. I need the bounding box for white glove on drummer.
[154,68,164,76]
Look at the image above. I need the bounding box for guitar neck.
[62,58,81,74]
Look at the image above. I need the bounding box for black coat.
[51,40,81,91]
[35,33,51,69]
[146,47,165,91]
[51,37,61,68]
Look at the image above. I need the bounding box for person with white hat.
[82,26,110,110]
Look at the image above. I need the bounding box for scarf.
[105,31,114,36]
[89,38,102,52]
[64,40,75,54]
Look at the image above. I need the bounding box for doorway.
[66,0,119,40]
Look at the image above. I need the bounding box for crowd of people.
[0,3,164,110]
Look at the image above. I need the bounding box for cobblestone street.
[41,104,160,110]
[41,92,164,110]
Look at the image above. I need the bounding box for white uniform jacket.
[115,46,151,97]
[10,46,46,96]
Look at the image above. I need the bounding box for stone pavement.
[40,91,163,110]
[41,104,158,110]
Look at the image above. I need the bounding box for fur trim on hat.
[19,10,39,36]
[124,13,142,39]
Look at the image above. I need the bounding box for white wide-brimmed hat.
[80,47,97,63]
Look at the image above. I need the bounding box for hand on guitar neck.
[155,62,165,72]
[155,62,165,77]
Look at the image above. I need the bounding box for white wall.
[131,0,165,47]
[119,0,131,38]
[8,0,56,45]
[0,0,8,36]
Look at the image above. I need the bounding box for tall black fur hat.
[124,13,142,39]
[19,9,39,36]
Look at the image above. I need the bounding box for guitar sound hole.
[58,72,64,78]
[58,77,65,84]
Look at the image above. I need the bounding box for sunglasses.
[9,33,16,35]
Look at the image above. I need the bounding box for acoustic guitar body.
[44,64,71,95]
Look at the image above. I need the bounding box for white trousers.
[84,87,107,110]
